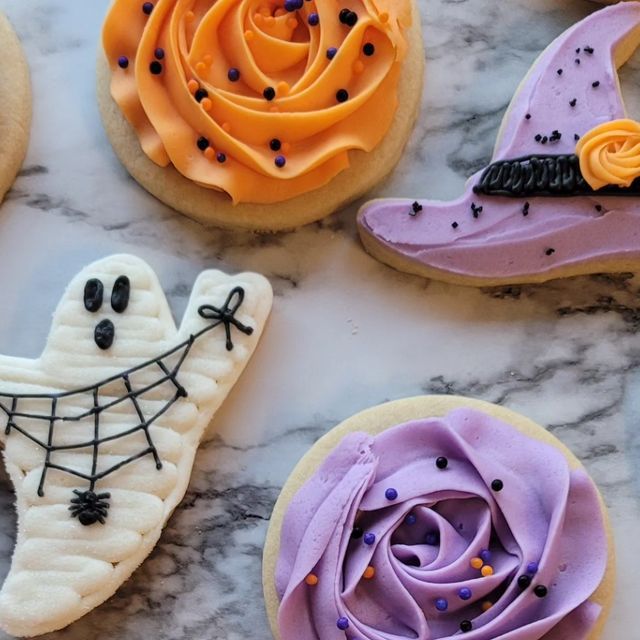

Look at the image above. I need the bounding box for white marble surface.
[0,0,636,638]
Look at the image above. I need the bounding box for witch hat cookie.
[0,255,272,637]
[359,3,640,286]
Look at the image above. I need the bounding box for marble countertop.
[0,0,637,638]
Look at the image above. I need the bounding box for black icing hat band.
[473,154,640,198]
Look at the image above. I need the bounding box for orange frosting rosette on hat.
[577,118,640,190]
[103,0,412,204]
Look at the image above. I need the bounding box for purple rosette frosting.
[275,409,608,639]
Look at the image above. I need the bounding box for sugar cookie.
[264,396,614,640]
[359,3,640,286]
[0,254,272,637]
[97,0,423,231]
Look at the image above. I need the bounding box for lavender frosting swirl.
[275,409,608,639]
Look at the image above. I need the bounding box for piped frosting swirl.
[275,409,607,640]
[103,0,411,204]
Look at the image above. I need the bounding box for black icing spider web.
[0,287,253,525]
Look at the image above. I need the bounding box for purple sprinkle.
[385,488,398,501]
[308,13,319,26]
[527,562,539,575]
[228,67,240,82]
[435,598,448,612]
[117,56,129,69]
[458,587,472,600]
[326,47,338,60]
[284,0,303,11]
[405,513,417,525]
[275,155,286,168]
[363,533,376,545]
[154,47,165,60]
[336,617,349,631]
[217,152,227,163]
[142,2,154,15]
[480,549,492,563]
[425,531,440,546]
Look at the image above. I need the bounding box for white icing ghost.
[0,254,273,637]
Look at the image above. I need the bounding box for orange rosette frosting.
[577,118,640,190]
[103,0,412,204]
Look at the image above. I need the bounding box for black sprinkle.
[336,89,349,103]
[195,88,208,103]
[518,574,532,589]
[595,204,603,213]
[535,134,542,142]
[460,621,473,633]
[525,113,532,120]
[534,585,549,598]
[196,136,209,151]
[576,47,581,54]
[585,46,594,55]
[351,526,364,539]
[270,138,282,152]
[363,42,375,56]
[263,86,276,101]
[592,81,600,88]
[410,201,423,216]
[569,98,577,107]
[575,58,581,65]
[149,60,163,75]
[451,221,459,229]
[574,133,581,141]
[541,136,548,144]
[557,68,563,76]
[491,479,503,492]
[545,248,556,256]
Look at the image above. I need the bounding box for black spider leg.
[198,286,254,351]
[4,397,17,436]
[122,373,163,470]
[37,397,57,497]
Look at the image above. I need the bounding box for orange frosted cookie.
[98,0,423,230]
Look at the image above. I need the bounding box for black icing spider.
[69,489,111,526]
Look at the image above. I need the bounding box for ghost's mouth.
[0,287,252,526]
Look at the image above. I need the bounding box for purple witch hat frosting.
[358,3,640,285]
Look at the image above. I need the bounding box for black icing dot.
[574,133,581,141]
[595,204,603,213]
[592,81,600,88]
[451,221,459,229]
[518,574,532,589]
[197,136,210,150]
[575,58,581,65]
[460,621,473,633]
[535,134,542,142]
[556,68,563,76]
[491,479,504,492]
[585,46,594,55]
[263,86,276,101]
[149,60,163,75]
[525,113,531,120]
[534,585,549,598]
[336,89,349,103]
[363,42,375,56]
[545,248,556,256]
[569,98,577,107]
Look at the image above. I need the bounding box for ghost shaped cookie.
[0,254,272,637]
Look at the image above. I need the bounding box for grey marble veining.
[0,0,636,638]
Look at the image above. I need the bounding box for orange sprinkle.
[201,98,212,111]
[481,565,494,577]
[379,12,389,23]
[481,601,493,612]
[196,62,206,73]
[244,30,255,41]
[353,60,365,74]
[277,81,290,95]
[185,10,195,22]
[222,122,232,133]
[305,574,318,586]
[265,16,276,27]
[254,13,264,25]
[187,79,199,93]
[203,147,215,161]
[281,142,291,153]
[287,17,298,29]
[203,54,213,65]
[274,8,286,17]
[260,6,271,17]
[363,566,375,580]
[470,557,483,570]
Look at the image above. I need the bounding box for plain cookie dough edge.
[0,12,31,203]
[262,395,615,640]
[96,3,424,232]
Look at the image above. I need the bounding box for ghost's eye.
[84,279,104,313]
[111,275,130,313]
